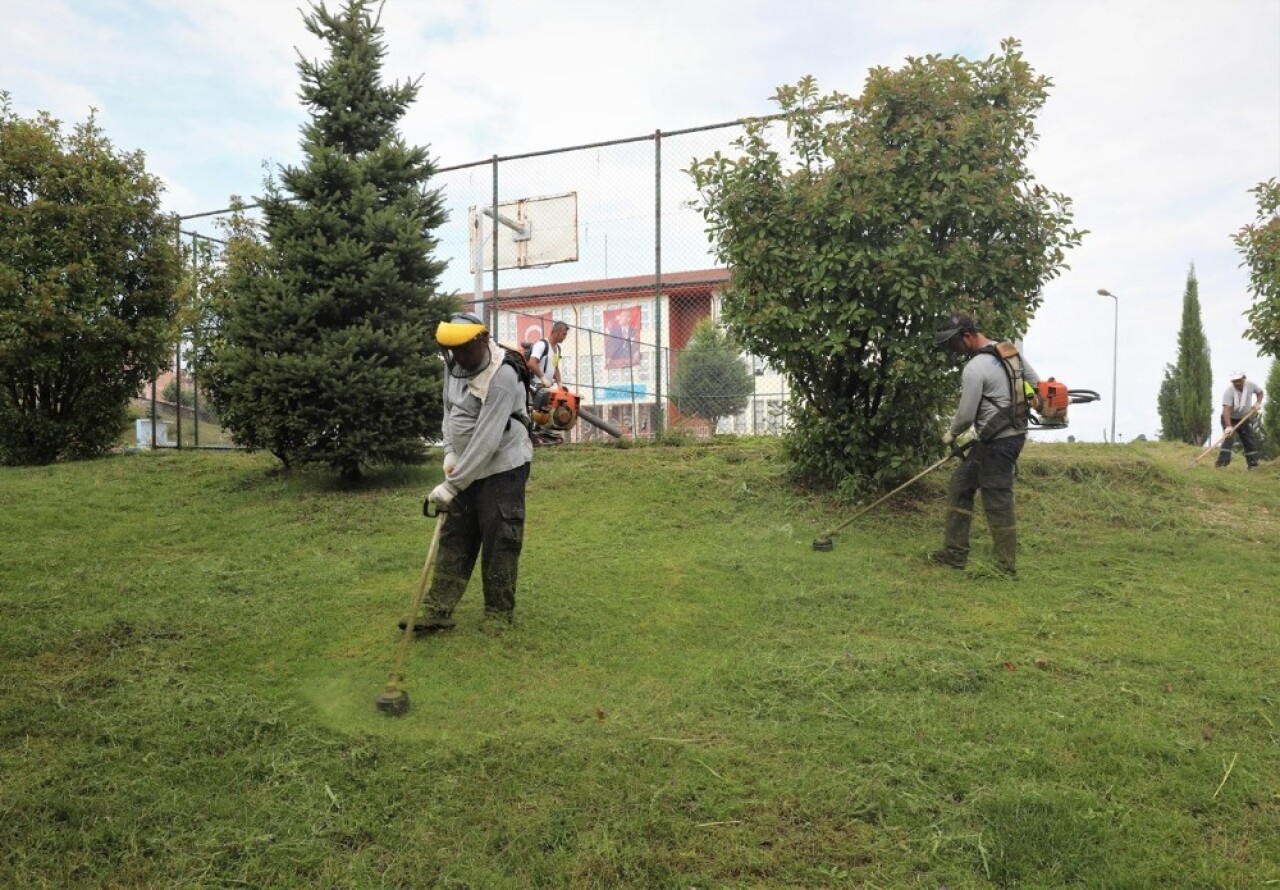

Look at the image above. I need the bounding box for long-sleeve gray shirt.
[948,345,1040,441]
[441,363,533,491]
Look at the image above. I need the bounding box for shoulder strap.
[977,341,1029,432]
[498,345,534,436]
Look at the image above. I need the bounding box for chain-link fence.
[145,116,792,449]
[132,228,238,450]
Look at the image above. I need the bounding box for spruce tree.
[1173,265,1213,446]
[203,0,451,478]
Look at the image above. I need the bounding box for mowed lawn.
[1,439,1277,888]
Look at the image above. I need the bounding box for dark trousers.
[1216,417,1259,468]
[940,435,1024,571]
[426,462,529,618]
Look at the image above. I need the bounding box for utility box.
[135,418,171,447]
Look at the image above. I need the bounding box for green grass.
[1,439,1277,888]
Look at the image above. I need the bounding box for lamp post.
[1097,289,1118,443]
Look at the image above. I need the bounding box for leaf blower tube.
[812,441,973,552]
[578,406,624,438]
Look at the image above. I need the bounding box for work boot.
[397,614,456,635]
[990,525,1018,578]
[927,548,966,569]
[479,610,514,635]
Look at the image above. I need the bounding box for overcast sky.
[3,0,1278,442]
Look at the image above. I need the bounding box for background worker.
[929,312,1039,576]
[528,320,569,389]
[1216,371,1265,469]
[410,312,534,633]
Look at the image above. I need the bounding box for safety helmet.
[933,312,976,347]
[436,312,487,347]
[1230,370,1246,381]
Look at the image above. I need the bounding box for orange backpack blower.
[1027,378,1099,429]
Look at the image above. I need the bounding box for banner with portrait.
[603,305,640,369]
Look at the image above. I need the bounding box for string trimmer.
[812,441,972,552]
[376,503,449,716]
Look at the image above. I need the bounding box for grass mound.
[1,439,1276,887]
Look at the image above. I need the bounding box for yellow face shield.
[436,318,487,348]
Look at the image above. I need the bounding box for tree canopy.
[690,41,1082,493]
[671,319,754,433]
[1261,358,1280,461]
[1236,178,1280,358]
[202,0,452,478]
[0,93,181,465]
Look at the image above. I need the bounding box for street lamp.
[1097,289,1118,443]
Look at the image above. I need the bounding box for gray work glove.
[428,481,458,509]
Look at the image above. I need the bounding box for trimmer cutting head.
[376,687,410,716]
[812,536,834,552]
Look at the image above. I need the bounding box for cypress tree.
[1173,265,1213,446]
[204,0,451,478]
[1156,364,1183,442]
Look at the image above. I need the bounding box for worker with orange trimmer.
[929,312,1040,577]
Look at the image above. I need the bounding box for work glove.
[539,376,552,388]
[942,431,955,446]
[443,451,458,477]
[428,481,458,509]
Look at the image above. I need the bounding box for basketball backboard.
[469,192,579,272]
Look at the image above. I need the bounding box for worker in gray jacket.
[410,312,534,633]
[929,312,1039,576]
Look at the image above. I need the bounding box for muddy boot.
[479,609,514,635]
[990,524,1018,577]
[927,548,967,568]
[937,506,973,568]
[397,613,456,635]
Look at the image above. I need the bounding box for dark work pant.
[941,435,1025,571]
[1216,417,1259,468]
[425,462,529,618]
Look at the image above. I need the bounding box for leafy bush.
[690,42,1082,494]
[0,94,180,464]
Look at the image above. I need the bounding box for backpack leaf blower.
[1028,379,1100,430]
[531,385,624,441]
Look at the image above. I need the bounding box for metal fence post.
[652,129,665,434]
[190,231,199,448]
[489,155,499,330]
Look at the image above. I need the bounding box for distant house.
[477,267,789,439]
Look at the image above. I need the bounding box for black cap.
[933,313,976,347]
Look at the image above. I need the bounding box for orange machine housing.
[1035,378,1070,426]
[532,386,581,431]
